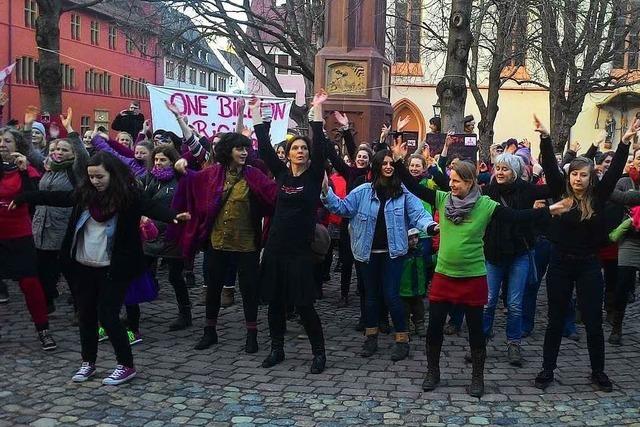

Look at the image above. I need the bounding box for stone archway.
[392,98,427,143]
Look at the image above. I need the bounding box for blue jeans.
[522,237,577,336]
[357,253,406,332]
[484,253,530,342]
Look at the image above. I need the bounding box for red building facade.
[0,1,163,135]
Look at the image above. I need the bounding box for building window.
[24,0,38,28]
[140,38,147,56]
[108,25,117,49]
[80,116,91,135]
[90,21,99,45]
[60,63,75,90]
[188,67,196,85]
[85,69,111,94]
[120,76,148,98]
[177,65,185,82]
[394,0,421,63]
[71,14,81,40]
[125,34,134,54]
[218,76,226,92]
[165,60,175,79]
[15,56,38,85]
[199,70,207,87]
[277,55,289,74]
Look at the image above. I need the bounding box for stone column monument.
[314,0,393,144]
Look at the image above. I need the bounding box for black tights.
[268,301,325,354]
[427,301,485,349]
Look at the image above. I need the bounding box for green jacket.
[399,248,428,297]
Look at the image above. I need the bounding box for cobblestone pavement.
[1,258,640,427]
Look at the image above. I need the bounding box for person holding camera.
[111,101,145,141]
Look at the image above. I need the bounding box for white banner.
[0,63,16,91]
[147,84,293,145]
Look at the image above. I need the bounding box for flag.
[0,63,16,91]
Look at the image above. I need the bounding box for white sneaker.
[72,362,96,382]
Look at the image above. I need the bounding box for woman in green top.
[391,139,570,397]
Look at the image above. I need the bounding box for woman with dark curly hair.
[1,124,56,351]
[171,124,277,354]
[12,151,189,386]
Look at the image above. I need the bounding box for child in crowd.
[399,228,429,337]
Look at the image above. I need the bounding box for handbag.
[311,223,331,263]
[124,270,158,305]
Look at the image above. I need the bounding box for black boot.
[194,326,218,350]
[608,309,624,346]
[310,351,326,374]
[468,347,486,397]
[361,330,378,357]
[245,330,259,354]
[422,343,441,391]
[262,337,285,368]
[390,333,410,361]
[169,305,193,331]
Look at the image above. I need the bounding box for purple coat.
[170,163,277,259]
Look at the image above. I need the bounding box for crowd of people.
[0,91,638,397]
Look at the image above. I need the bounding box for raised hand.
[333,111,349,128]
[444,130,455,147]
[380,124,390,141]
[321,171,329,196]
[397,115,411,132]
[533,114,549,137]
[622,118,640,143]
[421,143,431,161]
[241,125,252,138]
[24,105,39,126]
[312,89,328,107]
[164,100,181,117]
[569,141,581,153]
[236,97,246,114]
[60,107,73,131]
[174,158,188,174]
[391,137,408,161]
[142,119,152,134]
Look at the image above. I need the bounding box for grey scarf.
[445,184,481,224]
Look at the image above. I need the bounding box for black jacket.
[482,178,550,264]
[111,112,145,139]
[17,189,176,282]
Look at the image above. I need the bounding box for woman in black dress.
[251,91,328,374]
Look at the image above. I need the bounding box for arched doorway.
[392,99,427,152]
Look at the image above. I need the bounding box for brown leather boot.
[221,286,235,307]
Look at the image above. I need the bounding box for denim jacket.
[322,183,436,262]
[70,210,118,260]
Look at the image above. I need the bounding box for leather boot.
[310,351,326,374]
[361,328,379,357]
[390,332,410,361]
[169,305,192,331]
[245,329,259,353]
[262,336,285,368]
[422,342,442,391]
[194,326,218,350]
[468,347,486,397]
[608,309,625,345]
[221,286,235,307]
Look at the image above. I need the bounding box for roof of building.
[218,50,245,81]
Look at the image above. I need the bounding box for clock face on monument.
[326,60,368,96]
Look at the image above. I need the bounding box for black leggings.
[614,266,637,311]
[427,301,485,349]
[74,263,133,367]
[205,249,260,328]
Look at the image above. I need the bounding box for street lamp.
[432,100,441,118]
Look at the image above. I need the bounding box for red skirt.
[429,272,488,307]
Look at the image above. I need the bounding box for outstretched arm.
[250,96,287,179]
[391,138,436,205]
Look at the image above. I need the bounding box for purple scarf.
[89,202,116,223]
[151,166,175,182]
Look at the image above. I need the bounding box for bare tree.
[527,0,640,151]
[437,0,473,133]
[158,0,324,126]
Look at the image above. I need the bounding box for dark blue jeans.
[522,237,576,336]
[357,253,406,332]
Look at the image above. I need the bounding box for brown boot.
[221,287,235,308]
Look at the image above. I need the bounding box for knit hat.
[32,121,46,137]
[408,228,420,237]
